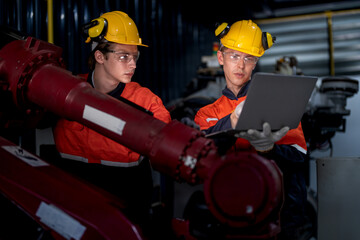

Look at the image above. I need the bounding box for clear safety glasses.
[106,50,140,63]
[222,51,259,65]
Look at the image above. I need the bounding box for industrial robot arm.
[0,28,283,239]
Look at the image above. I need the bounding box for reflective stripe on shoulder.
[59,153,143,167]
[206,118,218,122]
[291,144,307,155]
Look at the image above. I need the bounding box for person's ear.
[217,50,224,66]
[94,50,105,64]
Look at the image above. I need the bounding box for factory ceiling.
[181,0,360,24]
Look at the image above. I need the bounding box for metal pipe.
[256,8,360,24]
[47,0,54,43]
[326,11,335,76]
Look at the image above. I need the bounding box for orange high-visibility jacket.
[194,83,307,155]
[54,73,171,167]
[195,82,308,231]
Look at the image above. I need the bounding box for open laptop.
[206,72,317,138]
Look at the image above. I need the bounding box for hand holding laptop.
[205,73,317,140]
[232,99,289,152]
[235,122,289,152]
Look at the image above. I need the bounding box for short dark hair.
[87,42,112,70]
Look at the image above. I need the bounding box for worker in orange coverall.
[53,11,171,234]
[194,20,308,240]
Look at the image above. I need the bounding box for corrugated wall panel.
[333,12,360,75]
[257,9,360,77]
[257,17,330,76]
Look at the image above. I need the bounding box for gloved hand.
[235,122,289,152]
[180,117,200,130]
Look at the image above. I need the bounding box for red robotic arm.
[0,136,143,240]
[0,33,283,239]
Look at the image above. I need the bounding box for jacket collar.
[87,71,126,98]
[222,80,251,100]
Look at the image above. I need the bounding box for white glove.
[235,122,289,152]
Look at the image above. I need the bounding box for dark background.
[1,0,358,103]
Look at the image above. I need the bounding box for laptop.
[206,72,317,138]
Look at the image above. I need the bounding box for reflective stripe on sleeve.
[206,118,218,122]
[59,152,143,167]
[101,156,144,167]
[291,144,307,155]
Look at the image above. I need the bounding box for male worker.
[53,11,171,234]
[194,20,308,239]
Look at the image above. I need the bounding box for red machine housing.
[0,35,284,239]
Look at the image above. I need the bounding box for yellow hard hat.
[215,20,275,57]
[83,11,148,47]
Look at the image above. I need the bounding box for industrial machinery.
[168,53,359,240]
[274,55,359,155]
[0,27,284,239]
[302,76,359,154]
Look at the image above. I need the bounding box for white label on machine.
[2,146,49,167]
[36,202,86,240]
[83,105,126,135]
